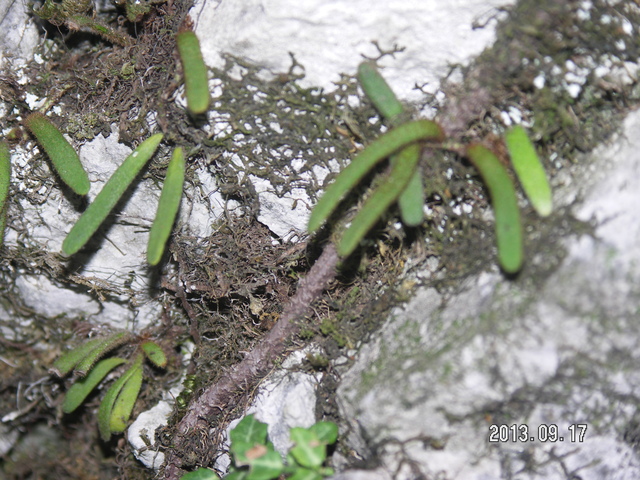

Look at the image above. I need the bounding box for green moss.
[319,318,348,348]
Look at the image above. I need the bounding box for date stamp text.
[488,424,588,443]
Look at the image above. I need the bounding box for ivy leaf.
[230,415,269,452]
[308,421,338,445]
[290,428,325,469]
[245,448,283,480]
[287,469,323,480]
[179,468,220,480]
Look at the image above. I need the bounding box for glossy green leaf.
[230,414,269,450]
[147,147,185,265]
[177,31,210,115]
[24,112,90,196]
[287,469,323,480]
[504,125,552,217]
[179,468,220,480]
[98,367,133,440]
[308,119,443,234]
[62,133,163,256]
[245,449,283,480]
[224,471,249,480]
[357,61,404,121]
[98,354,142,441]
[51,337,104,377]
[0,142,11,246]
[358,62,424,226]
[392,146,424,226]
[141,340,167,368]
[74,331,131,377]
[466,144,523,274]
[338,137,421,257]
[290,428,324,469]
[62,357,126,413]
[308,421,338,445]
[109,356,143,433]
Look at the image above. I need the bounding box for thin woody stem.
[163,243,339,479]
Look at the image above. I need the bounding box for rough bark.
[163,243,339,479]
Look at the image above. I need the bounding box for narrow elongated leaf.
[0,142,11,245]
[393,145,424,226]
[147,147,185,265]
[466,144,523,273]
[97,354,142,441]
[74,331,131,377]
[357,62,404,121]
[98,365,134,441]
[358,62,425,226]
[24,112,90,196]
[308,120,443,234]
[51,337,103,377]
[109,357,143,432]
[338,137,420,257]
[504,125,552,217]
[62,133,163,255]
[177,31,210,115]
[62,357,126,413]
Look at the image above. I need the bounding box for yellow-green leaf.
[308,119,443,234]
[109,358,143,433]
[177,31,210,115]
[62,357,126,413]
[466,144,523,273]
[62,133,163,255]
[147,147,185,265]
[97,354,142,441]
[51,337,103,377]
[0,141,11,246]
[24,112,90,196]
[504,125,552,217]
[141,340,167,368]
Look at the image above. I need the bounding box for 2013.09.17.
[488,424,588,443]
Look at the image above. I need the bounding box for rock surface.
[336,111,640,479]
[2,0,640,479]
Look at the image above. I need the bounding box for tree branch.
[163,243,339,479]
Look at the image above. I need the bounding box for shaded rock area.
[336,110,640,480]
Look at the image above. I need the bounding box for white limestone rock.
[336,110,640,479]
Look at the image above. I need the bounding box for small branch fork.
[162,243,339,480]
